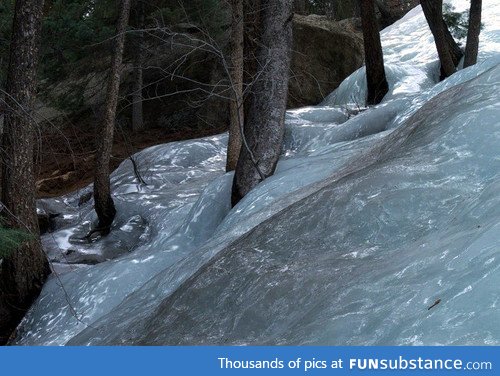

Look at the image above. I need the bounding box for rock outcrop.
[289,14,364,107]
[39,15,364,124]
[33,15,365,197]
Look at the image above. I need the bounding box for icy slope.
[325,0,500,106]
[70,63,500,345]
[15,0,500,345]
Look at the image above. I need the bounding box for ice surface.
[14,0,500,345]
[324,1,500,107]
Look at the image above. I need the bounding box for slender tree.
[375,0,398,27]
[443,18,464,68]
[243,0,261,109]
[464,0,482,68]
[293,0,308,14]
[0,0,50,344]
[132,0,145,132]
[93,0,131,234]
[360,0,389,105]
[421,0,457,79]
[226,0,244,172]
[231,0,294,206]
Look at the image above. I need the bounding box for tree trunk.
[237,0,261,167]
[360,0,389,105]
[464,0,482,68]
[421,0,456,80]
[243,0,261,111]
[375,0,398,28]
[0,0,50,345]
[293,0,307,14]
[231,0,294,206]
[93,0,131,233]
[376,0,420,27]
[226,0,244,172]
[132,0,144,132]
[132,54,144,131]
[442,19,464,67]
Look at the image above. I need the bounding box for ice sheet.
[14,0,500,345]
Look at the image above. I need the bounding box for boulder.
[289,14,365,108]
[36,16,365,132]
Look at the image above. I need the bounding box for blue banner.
[0,347,496,375]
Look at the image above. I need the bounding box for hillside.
[12,1,500,345]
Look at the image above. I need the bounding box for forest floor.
[36,122,226,198]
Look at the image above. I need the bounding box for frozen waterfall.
[14,0,500,345]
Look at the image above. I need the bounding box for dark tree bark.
[0,0,50,345]
[93,0,131,233]
[231,0,294,206]
[464,0,482,68]
[226,0,244,172]
[132,0,145,132]
[243,0,261,106]
[293,0,307,14]
[376,0,420,27]
[421,0,457,79]
[375,0,399,27]
[443,19,464,68]
[360,0,389,105]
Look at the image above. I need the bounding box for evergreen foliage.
[148,0,227,42]
[41,0,116,81]
[1,0,226,112]
[1,0,116,84]
[0,225,31,258]
[443,3,469,42]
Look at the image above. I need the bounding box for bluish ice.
[14,0,500,345]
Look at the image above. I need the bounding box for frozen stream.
[15,1,500,345]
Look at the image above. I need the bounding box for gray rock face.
[37,16,365,130]
[288,14,365,108]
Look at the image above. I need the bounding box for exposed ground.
[36,119,226,198]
